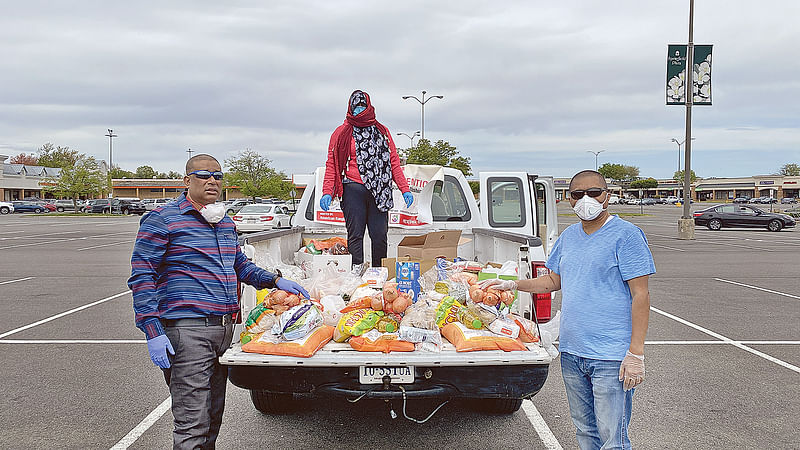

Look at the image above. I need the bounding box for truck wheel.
[249,390,295,414]
[472,398,523,414]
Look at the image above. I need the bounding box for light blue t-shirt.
[546,216,655,361]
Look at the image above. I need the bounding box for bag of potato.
[349,329,416,353]
[441,322,527,352]
[241,325,334,358]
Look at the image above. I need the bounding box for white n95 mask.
[573,196,606,221]
[200,202,226,224]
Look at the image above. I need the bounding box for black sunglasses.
[188,170,224,180]
[570,188,607,200]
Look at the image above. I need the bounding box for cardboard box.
[396,230,462,261]
[295,250,352,277]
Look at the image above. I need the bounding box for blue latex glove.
[319,194,332,211]
[276,277,310,299]
[147,334,175,369]
[403,191,414,208]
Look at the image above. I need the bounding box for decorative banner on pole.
[692,45,713,105]
[666,44,713,105]
[666,44,687,105]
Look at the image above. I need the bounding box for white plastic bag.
[539,310,561,356]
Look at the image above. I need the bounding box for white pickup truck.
[220,167,561,418]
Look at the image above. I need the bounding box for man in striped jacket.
[129,153,307,449]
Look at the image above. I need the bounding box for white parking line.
[715,278,800,300]
[522,399,563,450]
[77,241,130,251]
[0,290,131,339]
[0,276,36,286]
[110,397,171,450]
[650,306,800,374]
[0,339,145,344]
[649,243,686,252]
[647,233,771,250]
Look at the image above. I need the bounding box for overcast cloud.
[1,0,798,179]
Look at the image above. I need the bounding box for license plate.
[359,366,415,384]
[247,218,256,223]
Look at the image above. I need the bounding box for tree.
[225,150,293,200]
[166,171,184,179]
[630,177,658,189]
[110,167,136,179]
[37,143,80,168]
[43,154,108,212]
[778,163,800,176]
[598,163,639,183]
[468,180,480,197]
[135,165,158,179]
[400,139,473,176]
[673,170,698,183]
[10,153,38,165]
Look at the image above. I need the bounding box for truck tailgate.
[221,341,552,367]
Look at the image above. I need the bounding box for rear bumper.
[228,364,549,400]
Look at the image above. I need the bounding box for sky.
[0,0,798,180]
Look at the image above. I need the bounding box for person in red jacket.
[320,90,413,267]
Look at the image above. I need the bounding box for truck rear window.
[487,177,526,228]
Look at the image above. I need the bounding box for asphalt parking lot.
[0,204,798,449]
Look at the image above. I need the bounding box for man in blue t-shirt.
[481,170,655,449]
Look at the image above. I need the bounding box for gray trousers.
[163,323,233,450]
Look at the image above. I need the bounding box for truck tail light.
[260,216,273,222]
[232,215,242,221]
[531,261,552,322]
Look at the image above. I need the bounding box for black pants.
[162,323,233,450]
[341,182,388,267]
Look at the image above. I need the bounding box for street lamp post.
[402,90,443,141]
[105,129,117,172]
[671,137,695,173]
[587,150,605,171]
[187,147,194,160]
[397,131,421,148]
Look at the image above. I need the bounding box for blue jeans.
[561,352,634,450]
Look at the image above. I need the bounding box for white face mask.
[200,202,226,224]
[573,195,606,221]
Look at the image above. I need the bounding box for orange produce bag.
[242,326,334,358]
[349,331,415,353]
[441,322,527,352]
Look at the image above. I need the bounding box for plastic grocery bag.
[539,310,561,357]
[320,295,346,327]
[254,250,304,282]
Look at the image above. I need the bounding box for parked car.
[11,201,47,213]
[693,204,796,232]
[640,198,657,205]
[756,196,777,204]
[36,201,57,212]
[781,197,797,204]
[53,199,84,212]
[733,196,750,204]
[0,201,14,214]
[665,196,679,204]
[226,199,254,215]
[608,194,620,204]
[143,198,174,211]
[117,199,147,215]
[231,204,292,233]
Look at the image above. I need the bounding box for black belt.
[163,314,233,327]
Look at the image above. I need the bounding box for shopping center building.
[552,175,799,202]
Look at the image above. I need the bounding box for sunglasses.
[188,170,224,180]
[570,188,607,200]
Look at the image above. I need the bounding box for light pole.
[402,90,443,141]
[397,131,421,148]
[671,137,695,173]
[105,129,117,172]
[587,150,605,171]
[187,147,194,160]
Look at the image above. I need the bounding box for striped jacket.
[129,193,277,339]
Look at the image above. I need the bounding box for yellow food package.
[256,288,270,305]
[435,296,465,329]
[334,309,384,343]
